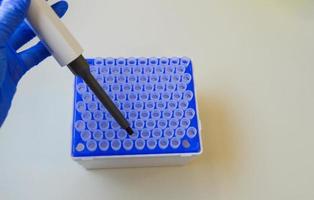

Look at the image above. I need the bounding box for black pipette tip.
[68,55,133,135]
[126,127,134,135]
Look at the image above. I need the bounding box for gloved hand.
[0,0,68,127]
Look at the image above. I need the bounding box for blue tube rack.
[71,57,202,168]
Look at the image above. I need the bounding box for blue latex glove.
[0,0,68,127]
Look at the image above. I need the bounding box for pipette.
[26,0,133,135]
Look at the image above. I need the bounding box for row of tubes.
[77,80,192,97]
[75,117,193,132]
[93,57,191,68]
[78,107,195,123]
[88,73,192,86]
[91,64,187,77]
[79,126,198,143]
[77,90,193,107]
[76,135,193,152]
[76,98,192,113]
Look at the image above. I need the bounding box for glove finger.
[0,0,30,44]
[18,41,50,72]
[9,0,69,50]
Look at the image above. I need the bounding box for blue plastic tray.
[71,57,201,157]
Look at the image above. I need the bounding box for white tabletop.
[1,0,314,199]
